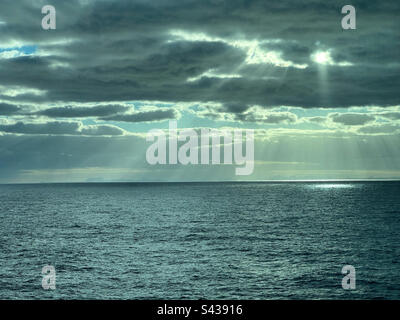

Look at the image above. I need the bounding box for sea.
[0,181,399,299]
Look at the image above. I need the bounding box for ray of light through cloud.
[0,1,399,182]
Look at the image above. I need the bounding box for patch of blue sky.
[0,45,37,54]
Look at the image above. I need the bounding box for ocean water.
[0,181,399,300]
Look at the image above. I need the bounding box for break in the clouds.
[0,0,399,182]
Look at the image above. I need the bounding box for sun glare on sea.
[314,183,355,189]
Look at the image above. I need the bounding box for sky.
[0,0,399,183]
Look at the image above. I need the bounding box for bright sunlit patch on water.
[313,183,355,189]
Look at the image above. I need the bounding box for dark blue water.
[0,181,399,299]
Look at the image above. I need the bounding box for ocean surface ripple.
[0,182,399,299]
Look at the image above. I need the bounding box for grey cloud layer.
[329,113,375,126]
[0,121,125,136]
[35,104,131,118]
[0,103,20,115]
[0,102,179,125]
[0,0,399,110]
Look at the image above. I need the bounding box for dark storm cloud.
[0,0,399,111]
[80,124,125,136]
[35,104,180,123]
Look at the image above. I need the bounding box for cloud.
[0,49,27,59]
[101,108,179,122]
[0,0,398,109]
[193,104,298,124]
[0,102,179,124]
[357,123,400,135]
[304,116,327,124]
[0,121,125,136]
[0,102,22,115]
[378,112,400,121]
[235,108,298,124]
[35,104,131,118]
[0,0,400,182]
[329,113,376,126]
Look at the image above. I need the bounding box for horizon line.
[1,178,400,185]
